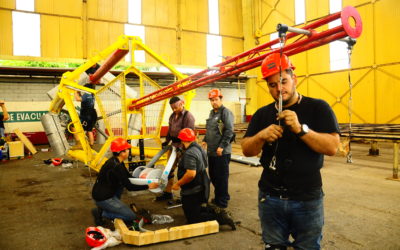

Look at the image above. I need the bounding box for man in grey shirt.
[202,89,234,209]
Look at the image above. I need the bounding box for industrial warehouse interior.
[0,0,399,249]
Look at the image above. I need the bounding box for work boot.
[136,208,152,224]
[167,198,182,206]
[91,207,104,226]
[211,198,227,208]
[155,192,173,201]
[214,207,236,230]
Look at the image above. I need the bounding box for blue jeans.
[95,189,136,225]
[258,189,324,250]
[0,127,5,137]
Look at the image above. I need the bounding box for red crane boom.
[129,6,362,111]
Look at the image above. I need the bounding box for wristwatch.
[297,124,309,137]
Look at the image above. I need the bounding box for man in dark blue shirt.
[74,63,100,147]
[74,83,97,146]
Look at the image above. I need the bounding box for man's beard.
[282,97,291,105]
[276,91,295,106]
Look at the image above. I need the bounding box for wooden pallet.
[114,219,219,246]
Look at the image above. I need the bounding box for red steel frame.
[89,49,129,83]
[128,6,362,110]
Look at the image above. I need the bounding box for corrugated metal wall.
[0,0,244,66]
[244,0,400,124]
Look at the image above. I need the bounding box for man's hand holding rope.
[277,110,302,135]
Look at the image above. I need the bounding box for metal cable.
[347,46,354,163]
[269,33,286,171]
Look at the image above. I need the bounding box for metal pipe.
[285,32,348,56]
[89,49,129,83]
[277,23,311,36]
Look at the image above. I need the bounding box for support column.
[369,140,379,156]
[82,0,88,59]
[176,0,182,65]
[393,142,398,179]
[242,0,259,119]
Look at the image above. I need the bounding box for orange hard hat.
[178,128,196,142]
[85,227,107,247]
[208,89,223,99]
[110,137,132,152]
[261,53,295,79]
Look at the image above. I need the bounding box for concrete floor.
[0,141,399,250]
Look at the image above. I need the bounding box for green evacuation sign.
[5,111,47,123]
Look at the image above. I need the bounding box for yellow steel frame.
[48,35,194,171]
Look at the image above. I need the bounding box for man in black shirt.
[241,53,340,250]
[91,137,157,226]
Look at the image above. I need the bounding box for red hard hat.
[85,227,107,247]
[261,53,295,79]
[110,137,132,152]
[208,89,223,99]
[52,158,63,166]
[178,128,196,142]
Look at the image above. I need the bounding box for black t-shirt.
[92,157,146,201]
[244,96,340,196]
[0,114,4,129]
[177,142,206,192]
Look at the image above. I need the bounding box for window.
[330,42,348,71]
[124,24,145,63]
[329,0,342,14]
[329,0,348,71]
[294,0,305,25]
[207,34,222,67]
[128,0,141,24]
[12,12,41,57]
[270,32,280,49]
[208,0,219,35]
[16,0,34,12]
[207,0,221,67]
